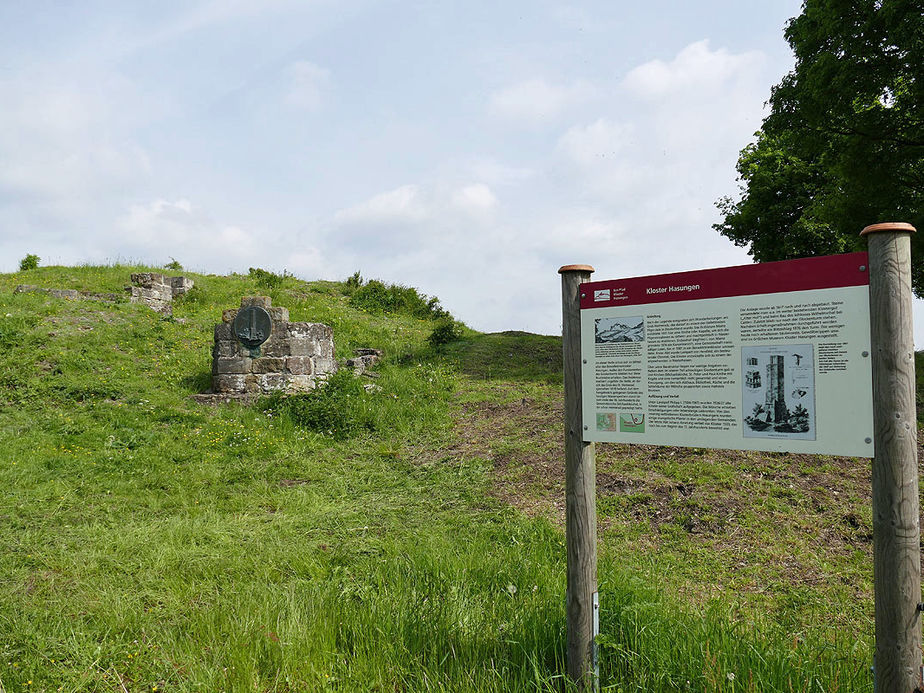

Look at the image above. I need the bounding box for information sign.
[580,252,874,456]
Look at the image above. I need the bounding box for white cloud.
[0,71,154,202]
[495,39,779,333]
[120,198,219,246]
[114,198,277,271]
[333,181,499,229]
[554,41,771,204]
[622,39,764,99]
[333,184,428,226]
[557,118,632,167]
[319,179,511,323]
[488,78,597,126]
[452,183,498,215]
[531,211,626,259]
[285,247,325,277]
[466,158,534,187]
[285,60,331,111]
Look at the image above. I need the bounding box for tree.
[19,254,39,271]
[791,404,811,432]
[715,0,924,293]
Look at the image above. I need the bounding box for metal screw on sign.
[860,265,867,271]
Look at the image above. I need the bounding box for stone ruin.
[128,273,194,315]
[14,272,194,315]
[11,277,383,403]
[346,348,382,375]
[14,285,121,303]
[209,296,337,397]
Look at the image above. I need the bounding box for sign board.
[579,252,873,457]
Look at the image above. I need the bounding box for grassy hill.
[0,264,897,691]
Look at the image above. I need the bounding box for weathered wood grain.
[559,265,598,691]
[863,224,922,693]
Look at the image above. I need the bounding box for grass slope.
[0,265,900,691]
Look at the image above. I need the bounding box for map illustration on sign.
[619,413,645,433]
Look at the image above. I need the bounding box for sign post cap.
[860,222,916,236]
[558,264,595,274]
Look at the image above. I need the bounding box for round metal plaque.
[233,306,272,349]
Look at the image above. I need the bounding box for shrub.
[345,271,364,292]
[349,278,450,320]
[349,279,392,313]
[428,319,464,349]
[164,258,183,271]
[248,267,291,289]
[174,285,204,304]
[425,296,450,320]
[264,370,375,438]
[19,254,39,271]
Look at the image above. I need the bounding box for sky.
[3,1,921,341]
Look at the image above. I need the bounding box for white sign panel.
[580,253,874,457]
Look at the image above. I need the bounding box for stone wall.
[127,273,194,315]
[14,285,121,303]
[211,296,336,395]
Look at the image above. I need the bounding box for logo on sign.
[594,289,610,302]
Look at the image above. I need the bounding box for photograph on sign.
[579,253,873,457]
[741,344,815,441]
[595,317,644,343]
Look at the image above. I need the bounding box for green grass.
[0,265,883,691]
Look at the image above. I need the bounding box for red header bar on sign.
[580,252,869,309]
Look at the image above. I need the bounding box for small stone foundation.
[209,296,336,397]
[346,348,383,375]
[14,285,121,303]
[128,273,194,315]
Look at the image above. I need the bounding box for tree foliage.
[716,0,923,293]
[19,254,40,271]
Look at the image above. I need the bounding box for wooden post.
[861,222,921,692]
[559,264,598,691]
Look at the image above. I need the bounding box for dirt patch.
[449,391,565,519]
[447,392,750,538]
[442,382,924,608]
[594,474,728,533]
